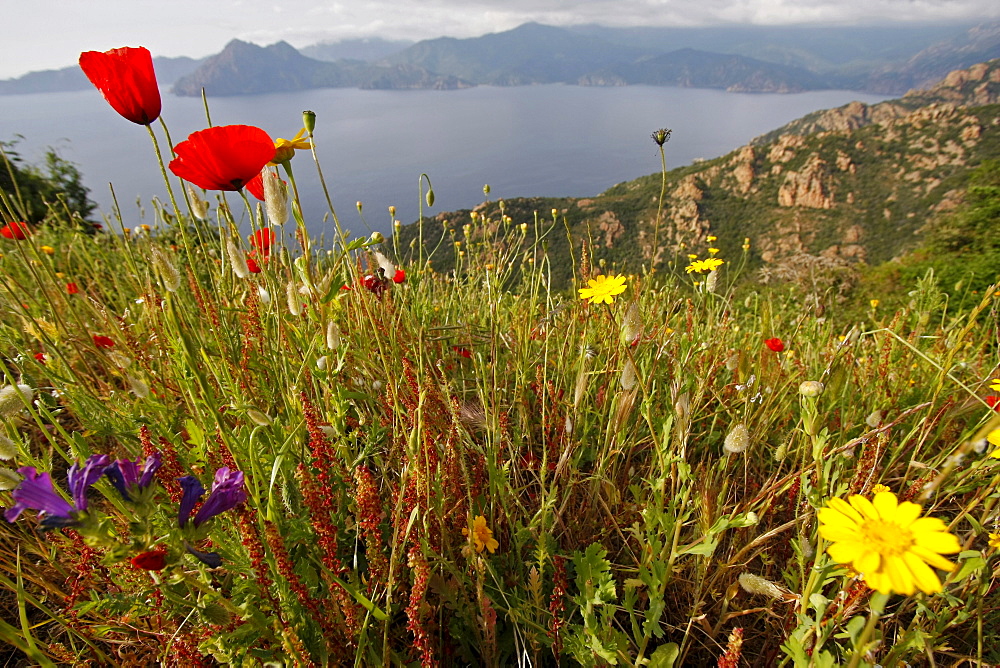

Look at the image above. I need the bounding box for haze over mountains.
[2,21,999,97]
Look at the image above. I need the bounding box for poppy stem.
[145,124,193,256]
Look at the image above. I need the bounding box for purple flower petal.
[67,454,110,511]
[5,467,74,523]
[192,467,247,527]
[105,452,162,502]
[178,476,205,528]
[137,453,162,489]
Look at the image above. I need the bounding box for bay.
[1,85,890,237]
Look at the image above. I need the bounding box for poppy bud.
[483,184,490,196]
[426,188,435,208]
[302,110,316,134]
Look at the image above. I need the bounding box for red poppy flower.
[130,548,167,571]
[66,282,80,295]
[764,338,785,353]
[1,221,31,240]
[79,47,161,125]
[453,346,472,359]
[34,352,47,363]
[168,125,276,192]
[249,228,276,256]
[986,396,1000,411]
[362,274,386,296]
[245,171,266,201]
[246,255,261,274]
[392,269,406,284]
[93,335,115,349]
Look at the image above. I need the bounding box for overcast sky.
[2,0,997,79]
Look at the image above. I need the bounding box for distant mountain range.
[2,21,999,96]
[0,56,203,95]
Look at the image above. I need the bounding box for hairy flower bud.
[262,169,288,226]
[286,280,302,316]
[226,236,249,279]
[326,322,341,350]
[799,381,825,398]
[0,434,18,460]
[0,384,34,418]
[187,185,209,220]
[150,246,181,292]
[724,423,750,454]
[738,573,784,600]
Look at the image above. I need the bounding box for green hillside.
[400,59,1000,300]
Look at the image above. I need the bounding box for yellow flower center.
[860,519,914,557]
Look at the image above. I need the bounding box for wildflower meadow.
[1,45,999,666]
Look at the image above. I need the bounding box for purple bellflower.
[177,467,247,568]
[5,455,110,528]
[178,466,247,528]
[104,452,162,501]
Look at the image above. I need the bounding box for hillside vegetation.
[1,53,1000,668]
[400,59,1000,303]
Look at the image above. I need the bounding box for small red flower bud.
[764,337,784,353]
[130,548,167,571]
[66,282,80,295]
[392,269,406,284]
[246,256,261,273]
[92,335,115,349]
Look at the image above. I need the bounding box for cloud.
[2,0,998,78]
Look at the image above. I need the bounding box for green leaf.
[953,552,986,581]
[574,543,616,605]
[648,642,679,668]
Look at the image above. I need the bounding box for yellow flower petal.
[847,494,879,521]
[872,491,899,519]
[902,551,943,594]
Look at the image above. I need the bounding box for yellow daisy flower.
[270,128,312,165]
[871,484,891,495]
[988,533,1000,550]
[463,515,499,554]
[685,257,724,274]
[578,274,627,305]
[988,429,1000,458]
[818,491,960,595]
[39,245,55,255]
[990,378,1000,393]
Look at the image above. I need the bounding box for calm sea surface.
[1,85,890,236]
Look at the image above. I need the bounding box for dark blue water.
[1,85,889,236]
